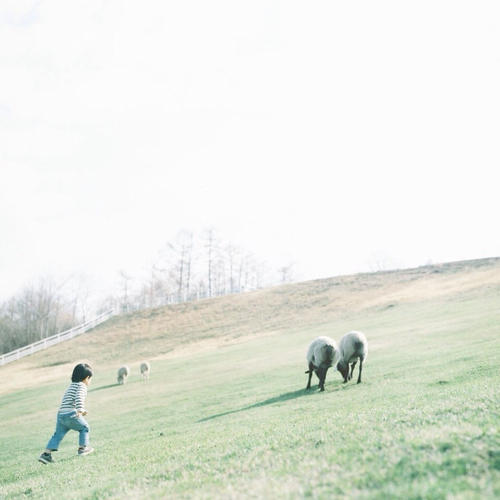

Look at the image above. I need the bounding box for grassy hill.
[0,258,499,498]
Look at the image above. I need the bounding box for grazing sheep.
[140,361,151,381]
[117,365,130,385]
[337,331,368,384]
[305,336,339,391]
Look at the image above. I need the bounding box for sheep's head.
[322,344,334,365]
[337,360,348,382]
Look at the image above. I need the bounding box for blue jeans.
[46,410,90,450]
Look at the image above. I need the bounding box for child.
[38,363,94,464]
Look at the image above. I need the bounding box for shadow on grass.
[91,378,144,392]
[198,384,343,423]
[50,454,80,464]
[90,383,120,392]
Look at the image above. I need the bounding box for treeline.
[100,228,294,313]
[0,228,294,354]
[0,277,87,355]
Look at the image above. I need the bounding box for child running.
[38,363,94,464]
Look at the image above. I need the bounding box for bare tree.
[118,270,132,313]
[278,263,295,284]
[367,251,398,272]
[71,274,92,324]
[159,230,195,303]
[204,228,217,298]
[212,253,226,297]
[225,244,239,294]
[0,276,81,354]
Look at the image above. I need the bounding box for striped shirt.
[58,382,87,413]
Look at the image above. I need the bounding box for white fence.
[0,310,115,367]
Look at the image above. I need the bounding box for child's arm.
[75,383,88,417]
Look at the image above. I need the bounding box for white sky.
[1,0,499,301]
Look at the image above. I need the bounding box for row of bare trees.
[0,277,88,354]
[109,229,294,313]
[0,228,295,354]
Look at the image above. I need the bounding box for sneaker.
[78,446,94,456]
[38,452,54,464]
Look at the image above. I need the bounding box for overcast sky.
[1,0,499,302]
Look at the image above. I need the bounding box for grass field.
[1,259,499,499]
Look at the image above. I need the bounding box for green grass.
[1,283,499,498]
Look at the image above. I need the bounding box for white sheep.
[117,365,130,385]
[305,336,339,391]
[140,361,151,381]
[336,331,368,384]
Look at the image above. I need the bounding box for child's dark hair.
[71,363,93,382]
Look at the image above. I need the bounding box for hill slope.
[0,257,499,499]
[1,257,499,395]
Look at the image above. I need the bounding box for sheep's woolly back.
[338,331,368,365]
[140,361,151,375]
[117,365,130,384]
[118,365,130,377]
[306,336,339,368]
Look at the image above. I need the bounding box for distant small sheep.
[337,331,368,384]
[117,365,130,385]
[140,361,151,381]
[305,336,339,391]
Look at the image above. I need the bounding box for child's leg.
[64,414,90,448]
[77,417,90,448]
[46,415,70,451]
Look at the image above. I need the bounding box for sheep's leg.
[341,365,348,383]
[349,361,357,381]
[320,367,329,392]
[357,358,363,384]
[306,371,313,390]
[306,362,314,389]
[318,367,327,391]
